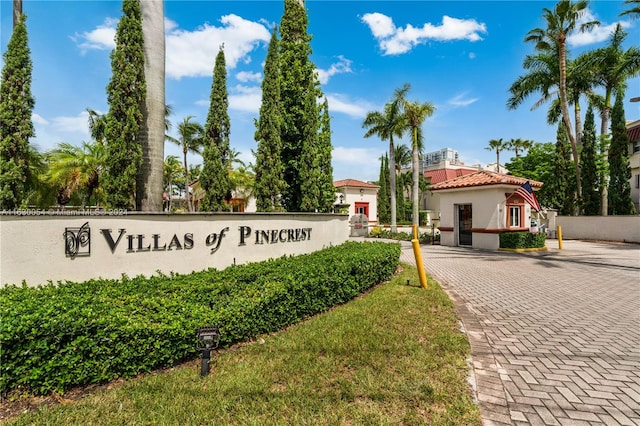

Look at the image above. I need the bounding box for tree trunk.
[389,139,397,233]
[136,0,165,212]
[558,39,582,207]
[13,0,22,28]
[183,150,192,212]
[412,129,419,228]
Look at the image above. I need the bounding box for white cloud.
[448,93,478,107]
[51,111,90,135]
[229,85,262,113]
[316,56,353,85]
[361,13,396,38]
[72,18,117,54]
[73,15,270,80]
[362,13,487,55]
[568,21,630,47]
[32,113,49,125]
[166,14,270,79]
[325,94,371,119]
[236,71,262,83]
[332,146,384,181]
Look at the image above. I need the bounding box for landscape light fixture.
[339,194,344,204]
[197,325,220,377]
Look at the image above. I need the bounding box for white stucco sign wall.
[0,212,349,287]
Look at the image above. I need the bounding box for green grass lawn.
[4,264,481,425]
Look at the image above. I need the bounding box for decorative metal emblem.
[64,221,91,258]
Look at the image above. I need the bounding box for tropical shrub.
[0,241,400,396]
[499,231,546,249]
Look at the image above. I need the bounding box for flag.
[515,181,541,212]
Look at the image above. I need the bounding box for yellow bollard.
[412,225,428,289]
[557,225,563,250]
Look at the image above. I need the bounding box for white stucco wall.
[336,188,378,225]
[556,215,640,243]
[0,212,349,287]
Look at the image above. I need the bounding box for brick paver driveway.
[400,240,640,425]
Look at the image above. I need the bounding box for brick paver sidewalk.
[399,240,640,425]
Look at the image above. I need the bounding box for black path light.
[197,326,220,377]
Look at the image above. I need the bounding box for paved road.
[397,239,640,425]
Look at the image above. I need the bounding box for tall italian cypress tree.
[580,105,600,215]
[377,154,391,224]
[254,28,286,212]
[552,121,577,215]
[103,0,145,209]
[317,98,335,212]
[201,45,232,211]
[607,93,635,215]
[0,13,34,209]
[279,0,323,211]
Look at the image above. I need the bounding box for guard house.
[334,179,380,226]
[430,170,543,250]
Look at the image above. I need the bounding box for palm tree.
[506,138,533,158]
[524,0,599,199]
[87,108,106,145]
[394,144,412,174]
[44,141,105,207]
[485,139,506,172]
[402,98,436,228]
[166,116,204,212]
[362,84,409,232]
[163,155,182,211]
[621,0,640,18]
[137,0,165,212]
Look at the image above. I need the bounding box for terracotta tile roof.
[628,120,640,142]
[430,170,543,191]
[334,179,380,189]
[424,168,477,184]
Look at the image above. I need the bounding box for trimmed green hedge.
[499,231,546,249]
[0,241,400,396]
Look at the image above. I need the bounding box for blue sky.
[1,0,639,182]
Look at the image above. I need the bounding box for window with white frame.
[509,205,521,227]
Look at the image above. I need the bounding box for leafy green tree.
[362,84,409,232]
[254,28,285,212]
[579,105,601,215]
[201,45,232,211]
[555,121,577,215]
[103,0,145,209]
[279,0,324,212]
[607,93,635,215]
[506,142,555,209]
[166,116,203,212]
[377,154,390,224]
[579,24,640,214]
[315,98,335,212]
[0,13,34,209]
[485,138,506,172]
[524,0,599,200]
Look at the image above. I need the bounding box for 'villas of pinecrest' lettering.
[239,226,312,245]
[97,226,313,254]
